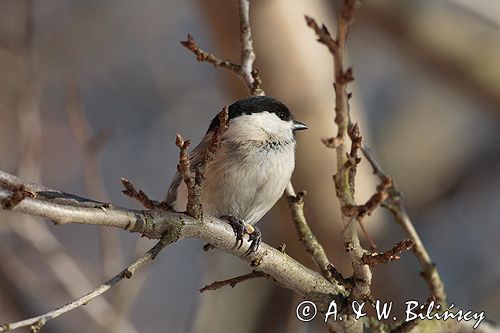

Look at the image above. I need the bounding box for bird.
[166,95,307,253]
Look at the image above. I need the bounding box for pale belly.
[174,143,295,225]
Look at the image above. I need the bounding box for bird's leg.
[221,215,245,249]
[245,224,261,254]
[220,216,261,254]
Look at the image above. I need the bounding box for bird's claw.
[221,216,262,254]
[246,227,261,254]
[222,215,245,249]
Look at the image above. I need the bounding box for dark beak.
[293,120,308,131]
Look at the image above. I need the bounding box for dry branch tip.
[361,238,415,267]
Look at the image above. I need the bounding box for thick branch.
[0,169,346,309]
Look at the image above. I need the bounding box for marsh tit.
[166,96,307,253]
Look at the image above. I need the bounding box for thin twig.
[361,146,447,304]
[121,177,164,210]
[341,169,393,225]
[0,239,170,333]
[174,106,229,219]
[180,1,263,96]
[202,106,229,165]
[108,241,150,330]
[199,270,270,293]
[304,16,338,55]
[6,20,136,333]
[306,1,369,306]
[347,122,379,250]
[236,0,262,95]
[361,238,415,267]
[7,218,139,333]
[285,187,334,283]
[180,34,241,73]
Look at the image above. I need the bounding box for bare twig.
[304,16,338,58]
[0,239,170,333]
[202,106,229,165]
[180,34,241,72]
[236,0,262,95]
[7,214,139,333]
[346,122,379,250]
[174,106,229,219]
[108,241,150,330]
[199,270,270,293]
[180,1,263,96]
[341,169,392,223]
[285,187,333,283]
[362,146,447,304]
[306,1,369,308]
[361,238,415,267]
[5,16,136,333]
[175,134,201,218]
[121,177,163,210]
[347,123,362,195]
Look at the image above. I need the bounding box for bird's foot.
[221,216,261,254]
[246,225,261,254]
[221,215,245,249]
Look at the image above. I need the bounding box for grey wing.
[165,133,212,207]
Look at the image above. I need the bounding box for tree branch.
[361,146,447,304]
[0,239,169,333]
[285,187,334,284]
[236,0,262,95]
[174,106,229,219]
[181,0,332,307]
[181,1,263,96]
[361,238,415,267]
[0,169,346,323]
[180,33,241,73]
[306,0,369,306]
[199,270,270,293]
[121,177,163,210]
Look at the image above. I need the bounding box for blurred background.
[0,0,499,332]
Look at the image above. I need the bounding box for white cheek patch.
[228,112,295,143]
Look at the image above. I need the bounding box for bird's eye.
[277,111,287,120]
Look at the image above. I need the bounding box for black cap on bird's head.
[208,96,308,133]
